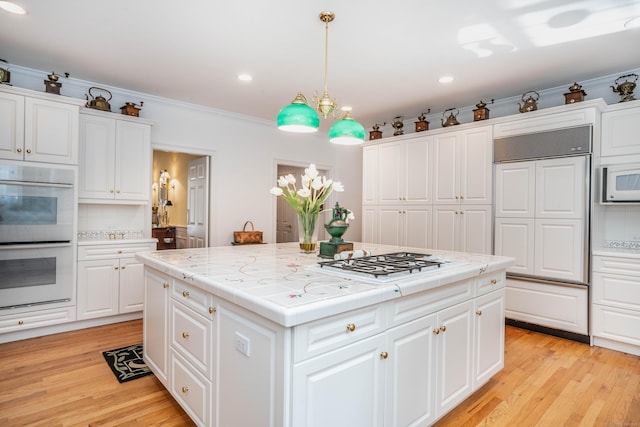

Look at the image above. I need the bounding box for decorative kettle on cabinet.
[518,91,539,113]
[85,87,112,112]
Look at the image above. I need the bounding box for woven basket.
[233,221,263,244]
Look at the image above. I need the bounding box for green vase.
[298,211,319,253]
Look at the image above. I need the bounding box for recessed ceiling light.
[238,74,253,82]
[439,75,454,83]
[0,1,27,14]
[625,16,640,29]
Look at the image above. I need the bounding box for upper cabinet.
[433,126,493,205]
[78,110,153,204]
[0,87,82,165]
[601,100,640,159]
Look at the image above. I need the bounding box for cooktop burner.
[318,252,447,278]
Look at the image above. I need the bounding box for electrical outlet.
[234,332,251,357]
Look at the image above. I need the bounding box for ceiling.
[1,0,640,131]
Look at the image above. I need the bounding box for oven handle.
[0,179,73,188]
[0,241,72,249]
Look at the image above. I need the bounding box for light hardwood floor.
[0,320,639,426]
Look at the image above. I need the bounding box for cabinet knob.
[181,386,189,393]
[460,211,464,215]
[209,307,217,314]
[116,189,120,193]
[117,250,123,254]
[182,332,189,339]
[490,279,497,284]
[433,329,440,335]
[110,189,114,193]
[455,196,459,200]
[460,195,464,199]
[17,148,22,153]
[26,148,31,154]
[476,310,482,316]
[114,265,119,270]
[18,320,24,325]
[440,325,447,332]
[162,282,169,289]
[380,351,389,360]
[121,265,126,270]
[182,290,190,298]
[346,323,356,332]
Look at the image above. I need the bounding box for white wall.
[8,64,363,246]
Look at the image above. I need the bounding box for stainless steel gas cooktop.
[317,252,448,278]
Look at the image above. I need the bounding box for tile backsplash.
[602,205,640,247]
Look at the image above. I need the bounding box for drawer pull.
[476,310,482,316]
[114,266,119,270]
[182,332,189,339]
[490,279,497,284]
[18,320,24,325]
[209,307,216,314]
[182,290,190,298]
[17,148,22,153]
[380,351,389,360]
[121,265,126,270]
[433,329,440,335]
[181,386,189,393]
[163,282,169,289]
[440,325,446,332]
[26,148,32,154]
[346,323,356,332]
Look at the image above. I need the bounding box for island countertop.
[136,242,514,327]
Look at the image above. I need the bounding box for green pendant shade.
[277,93,320,133]
[329,115,366,145]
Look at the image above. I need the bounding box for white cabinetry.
[78,111,152,203]
[77,242,155,320]
[601,100,640,159]
[592,255,640,356]
[362,135,434,249]
[495,156,586,282]
[431,126,493,254]
[433,126,492,205]
[292,274,505,427]
[0,87,81,164]
[144,268,171,386]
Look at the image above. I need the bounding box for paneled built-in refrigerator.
[493,125,592,339]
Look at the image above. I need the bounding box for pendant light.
[329,110,366,145]
[277,11,365,145]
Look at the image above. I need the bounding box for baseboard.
[505,318,590,344]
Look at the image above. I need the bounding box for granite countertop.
[136,242,514,327]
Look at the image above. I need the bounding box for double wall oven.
[0,162,76,310]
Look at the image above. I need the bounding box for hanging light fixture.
[329,109,366,145]
[277,11,365,144]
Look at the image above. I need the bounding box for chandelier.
[276,11,365,145]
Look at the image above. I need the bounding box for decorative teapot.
[85,87,112,112]
[441,108,460,127]
[611,73,638,102]
[518,91,539,113]
[324,202,350,244]
[391,116,404,136]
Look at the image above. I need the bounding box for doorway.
[152,149,211,248]
[275,164,328,243]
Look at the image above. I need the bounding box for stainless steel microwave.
[601,164,640,203]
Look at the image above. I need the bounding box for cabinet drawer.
[0,306,75,334]
[592,272,640,310]
[171,350,211,427]
[78,242,156,260]
[293,304,387,362]
[172,281,215,317]
[170,300,212,376]
[592,303,640,346]
[388,279,473,327]
[477,272,506,296]
[593,256,640,276]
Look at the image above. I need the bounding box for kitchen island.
[137,242,513,427]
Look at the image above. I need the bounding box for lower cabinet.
[591,255,640,356]
[77,242,156,319]
[143,266,506,427]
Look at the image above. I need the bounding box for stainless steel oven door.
[0,242,74,310]
[0,168,74,244]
